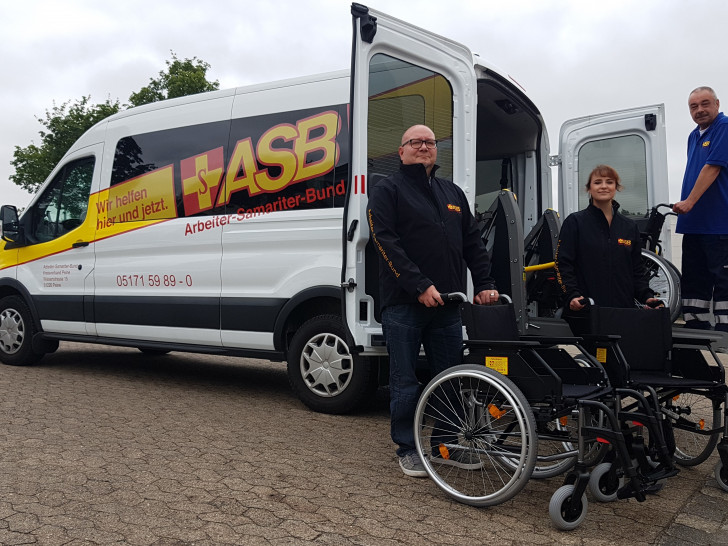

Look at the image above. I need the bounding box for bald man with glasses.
[367,124,498,477]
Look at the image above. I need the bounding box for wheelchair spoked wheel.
[414,364,537,507]
[528,407,609,479]
[663,391,721,466]
[640,250,681,322]
[526,417,578,479]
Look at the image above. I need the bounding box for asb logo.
[181,147,225,216]
[617,238,632,247]
[447,203,461,213]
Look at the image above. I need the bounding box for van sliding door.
[343,4,477,351]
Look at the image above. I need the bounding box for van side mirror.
[1,205,23,245]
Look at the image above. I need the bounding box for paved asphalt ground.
[1,342,727,545]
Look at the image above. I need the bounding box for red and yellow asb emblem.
[447,203,461,213]
[703,141,711,147]
[181,147,225,215]
[617,238,632,247]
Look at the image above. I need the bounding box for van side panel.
[88,77,351,351]
[92,97,234,346]
[219,77,349,350]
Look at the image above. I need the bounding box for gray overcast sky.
[1,0,727,209]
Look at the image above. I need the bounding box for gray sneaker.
[398,452,427,477]
[430,447,483,470]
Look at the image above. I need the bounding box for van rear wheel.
[0,295,45,366]
[287,314,376,414]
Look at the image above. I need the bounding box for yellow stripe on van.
[0,167,178,271]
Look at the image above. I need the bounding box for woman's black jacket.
[554,201,653,308]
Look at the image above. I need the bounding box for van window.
[110,106,349,222]
[112,120,231,221]
[475,159,507,216]
[576,134,648,216]
[25,157,94,244]
[364,53,454,321]
[367,54,453,184]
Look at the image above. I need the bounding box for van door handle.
[72,241,90,248]
[347,219,358,241]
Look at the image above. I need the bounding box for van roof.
[104,69,351,122]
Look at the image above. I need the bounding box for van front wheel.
[0,295,45,366]
[287,314,375,414]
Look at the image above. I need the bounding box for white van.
[0,4,672,413]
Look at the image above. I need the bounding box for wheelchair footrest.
[617,480,648,502]
[642,466,679,482]
[642,482,665,495]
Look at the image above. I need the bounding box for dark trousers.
[681,234,728,332]
[381,303,463,456]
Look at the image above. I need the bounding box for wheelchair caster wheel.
[714,461,728,493]
[588,462,623,502]
[549,484,588,531]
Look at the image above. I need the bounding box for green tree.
[11,53,220,193]
[10,97,120,193]
[129,52,220,107]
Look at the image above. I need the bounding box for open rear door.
[557,105,670,255]
[342,4,477,352]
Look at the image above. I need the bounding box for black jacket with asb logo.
[555,201,653,308]
[367,162,495,310]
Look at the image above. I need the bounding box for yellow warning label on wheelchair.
[596,347,607,363]
[486,356,508,375]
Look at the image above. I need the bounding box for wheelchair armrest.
[671,333,715,347]
[464,339,541,349]
[520,335,584,346]
[575,333,622,343]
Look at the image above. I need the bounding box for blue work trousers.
[681,234,728,332]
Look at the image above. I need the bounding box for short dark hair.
[585,164,622,191]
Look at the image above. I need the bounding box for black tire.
[287,314,376,414]
[640,250,681,322]
[0,295,45,366]
[138,348,171,356]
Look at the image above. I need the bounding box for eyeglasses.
[401,138,437,149]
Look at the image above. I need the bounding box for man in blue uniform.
[367,124,498,477]
[674,86,728,331]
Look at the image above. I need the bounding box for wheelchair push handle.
[439,292,467,303]
[439,292,512,304]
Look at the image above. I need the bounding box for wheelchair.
[413,295,675,530]
[565,304,728,492]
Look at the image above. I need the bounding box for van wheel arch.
[0,279,44,332]
[286,314,377,414]
[0,294,46,366]
[273,287,341,355]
